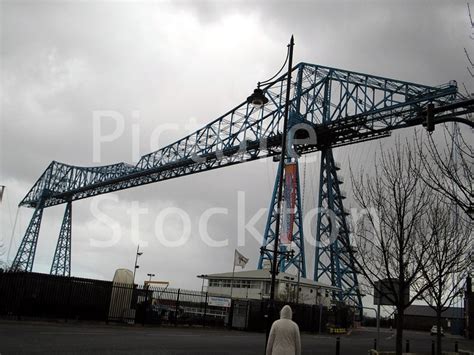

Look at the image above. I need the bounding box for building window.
[209,280,223,287]
[251,281,260,289]
[264,281,271,294]
[208,279,265,289]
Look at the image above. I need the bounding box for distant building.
[401,305,465,335]
[198,269,340,306]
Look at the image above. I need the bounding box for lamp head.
[247,88,269,107]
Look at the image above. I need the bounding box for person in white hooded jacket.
[266,305,301,355]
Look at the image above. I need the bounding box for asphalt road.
[0,321,473,355]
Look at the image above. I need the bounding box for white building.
[198,269,339,307]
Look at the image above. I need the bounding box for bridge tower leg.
[314,148,362,310]
[50,201,72,276]
[11,204,44,272]
[257,158,307,278]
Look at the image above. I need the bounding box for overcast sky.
[0,0,472,296]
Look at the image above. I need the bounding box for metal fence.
[130,285,229,327]
[0,271,112,321]
[231,299,351,333]
[0,272,351,332]
[0,272,229,327]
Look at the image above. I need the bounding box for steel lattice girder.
[257,159,307,278]
[10,205,44,272]
[50,201,72,277]
[314,149,362,308]
[19,62,459,210]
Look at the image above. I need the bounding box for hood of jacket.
[280,305,293,320]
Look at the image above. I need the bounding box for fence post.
[17,275,23,320]
[319,303,323,334]
[245,300,250,330]
[405,339,410,353]
[335,337,340,355]
[65,277,72,322]
[228,299,234,330]
[106,282,111,325]
[142,285,148,326]
[175,288,181,326]
[431,340,435,355]
[203,292,208,327]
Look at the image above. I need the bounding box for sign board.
[374,278,409,306]
[208,296,232,308]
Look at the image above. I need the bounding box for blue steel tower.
[50,201,72,276]
[10,204,44,272]
[257,158,307,278]
[314,149,362,308]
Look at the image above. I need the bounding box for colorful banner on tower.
[281,162,297,244]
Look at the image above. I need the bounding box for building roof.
[404,305,464,319]
[197,269,341,291]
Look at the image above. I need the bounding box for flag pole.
[230,250,236,299]
[228,251,237,329]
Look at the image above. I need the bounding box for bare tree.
[350,140,435,355]
[465,2,474,80]
[418,198,472,355]
[413,127,473,219]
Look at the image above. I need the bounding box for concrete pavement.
[0,321,473,354]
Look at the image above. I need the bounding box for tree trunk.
[436,308,442,355]
[396,306,404,355]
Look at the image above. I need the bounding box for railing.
[0,271,354,332]
[0,272,229,327]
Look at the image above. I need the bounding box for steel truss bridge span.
[12,61,470,311]
[20,62,458,209]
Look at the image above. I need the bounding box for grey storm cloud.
[0,0,471,290]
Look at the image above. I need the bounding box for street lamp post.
[198,274,207,294]
[268,34,294,308]
[249,36,295,351]
[132,244,143,285]
[147,273,155,282]
[198,274,208,307]
[268,35,294,343]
